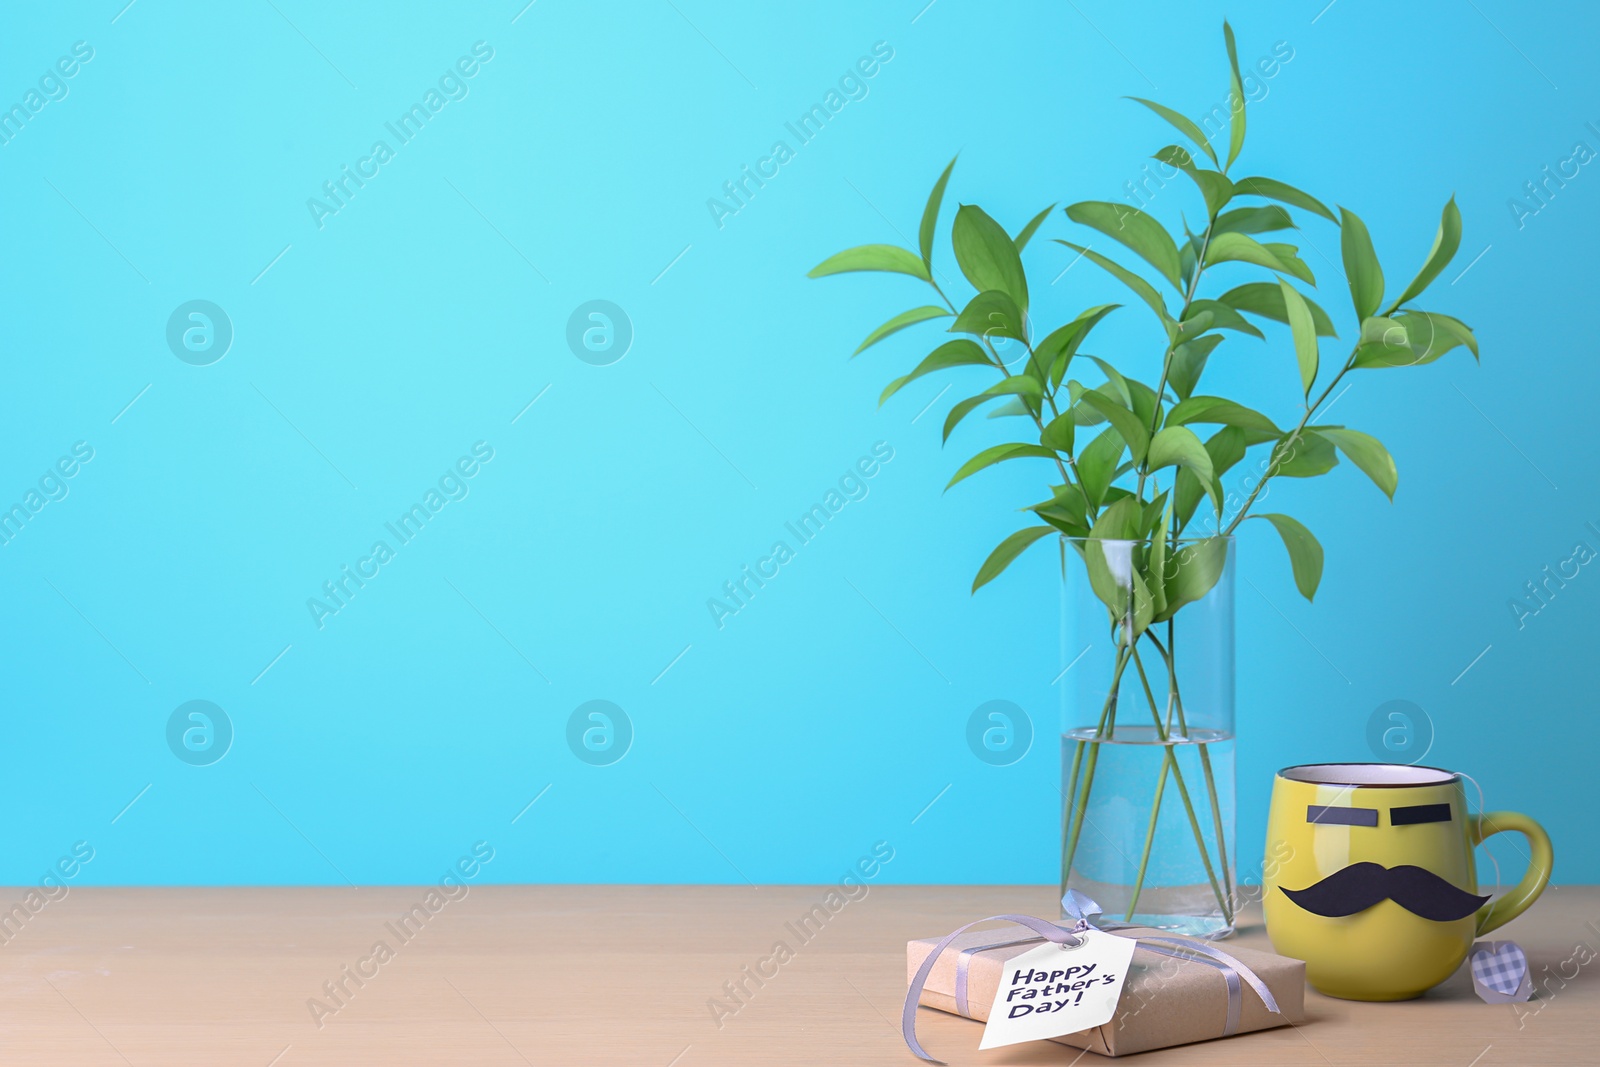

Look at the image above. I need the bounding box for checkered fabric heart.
[1470,941,1527,997]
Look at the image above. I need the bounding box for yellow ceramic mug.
[1263,763,1552,1000]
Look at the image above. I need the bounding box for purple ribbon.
[901,913,1084,1064]
[901,891,1282,1065]
[953,934,1046,1016]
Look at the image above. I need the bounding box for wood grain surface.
[0,883,1593,1065]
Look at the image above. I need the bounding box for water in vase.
[1061,725,1237,938]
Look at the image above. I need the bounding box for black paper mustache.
[1280,862,1490,922]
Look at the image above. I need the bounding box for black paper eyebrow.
[1390,802,1453,825]
[1306,804,1378,826]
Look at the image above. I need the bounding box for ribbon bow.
[1061,887,1102,927]
[900,892,1282,1064]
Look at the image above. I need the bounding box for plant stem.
[1125,749,1171,920]
[1134,213,1218,502]
[1146,628,1234,915]
[1060,738,1091,890]
[1218,341,1363,537]
[1061,643,1131,888]
[928,279,1092,521]
[1194,746,1233,916]
[1129,645,1231,922]
[1124,641,1173,921]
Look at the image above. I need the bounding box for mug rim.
[1277,761,1460,787]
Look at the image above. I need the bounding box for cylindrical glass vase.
[1059,535,1237,937]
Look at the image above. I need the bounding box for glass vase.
[1059,535,1237,938]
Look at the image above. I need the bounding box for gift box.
[907,924,1306,1057]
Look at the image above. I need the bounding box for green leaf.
[986,376,1044,401]
[1400,310,1478,361]
[809,244,929,281]
[1256,513,1324,600]
[1052,482,1092,522]
[1084,358,1160,437]
[1180,231,1202,290]
[919,157,957,268]
[1146,508,1171,617]
[1223,21,1246,169]
[1054,240,1172,326]
[1070,382,1108,426]
[1206,425,1250,481]
[1127,96,1219,166]
[1349,320,1417,369]
[1279,279,1319,396]
[1018,346,1052,391]
[942,377,1043,441]
[1079,390,1150,464]
[1153,146,1233,217]
[1031,494,1090,537]
[854,306,951,356]
[943,394,996,443]
[1231,176,1336,222]
[1414,311,1477,359]
[1090,495,1142,540]
[1338,207,1385,320]
[1085,356,1133,409]
[986,397,1034,420]
[1081,364,1158,441]
[1118,372,1163,432]
[1184,298,1264,339]
[1261,242,1316,285]
[1220,282,1338,337]
[1101,549,1158,637]
[1350,311,1478,369]
[1077,426,1126,508]
[1175,309,1216,345]
[1392,196,1463,309]
[1139,491,1171,538]
[949,290,1026,343]
[953,205,1030,311]
[1014,203,1056,252]
[972,526,1056,593]
[1152,536,1228,622]
[1030,482,1090,533]
[878,339,990,406]
[1175,426,1246,527]
[1273,430,1339,478]
[946,442,1059,490]
[1198,174,1236,219]
[1318,427,1398,499]
[1083,499,1157,638]
[1205,231,1305,280]
[1165,396,1280,435]
[1065,201,1184,291]
[1213,205,1296,236]
[1037,304,1120,388]
[1167,334,1225,401]
[1147,426,1220,511]
[1041,411,1075,453]
[1359,315,1408,346]
[1033,506,1090,538]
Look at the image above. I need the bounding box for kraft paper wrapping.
[906,925,1306,1057]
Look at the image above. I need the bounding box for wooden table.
[2,884,1593,1065]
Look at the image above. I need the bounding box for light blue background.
[2,0,1594,888]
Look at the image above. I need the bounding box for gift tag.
[1470,940,1532,1003]
[978,928,1136,1050]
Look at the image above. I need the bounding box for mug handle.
[1469,810,1554,936]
